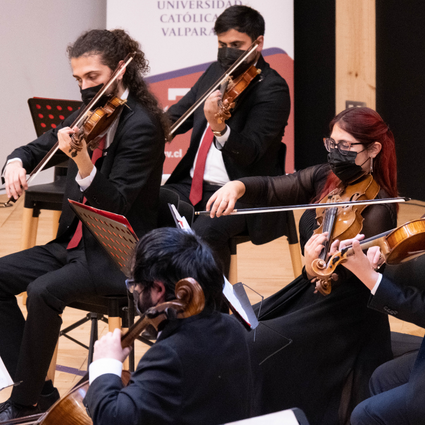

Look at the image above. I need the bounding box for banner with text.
[107,0,294,176]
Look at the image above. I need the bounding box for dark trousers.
[0,241,124,406]
[165,177,248,276]
[351,351,418,425]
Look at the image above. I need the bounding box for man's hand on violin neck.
[58,126,94,178]
[4,161,27,200]
[338,239,381,291]
[204,90,226,131]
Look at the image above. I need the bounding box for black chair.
[228,143,303,283]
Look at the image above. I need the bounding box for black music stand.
[66,200,149,370]
[21,98,81,251]
[28,97,81,137]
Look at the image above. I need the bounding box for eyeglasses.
[323,137,364,155]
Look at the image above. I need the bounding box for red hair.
[317,107,398,201]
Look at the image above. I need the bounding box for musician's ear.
[369,141,382,158]
[255,35,264,53]
[151,281,166,304]
[117,60,126,81]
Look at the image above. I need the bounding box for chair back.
[158,187,194,228]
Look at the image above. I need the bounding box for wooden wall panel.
[336,0,376,113]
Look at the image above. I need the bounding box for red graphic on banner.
[147,48,294,176]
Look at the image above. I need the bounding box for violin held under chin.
[0,52,136,209]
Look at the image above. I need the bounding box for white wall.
[0,0,106,191]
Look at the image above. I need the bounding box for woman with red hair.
[207,107,398,425]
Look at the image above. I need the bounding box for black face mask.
[217,47,253,77]
[80,83,109,108]
[327,148,368,185]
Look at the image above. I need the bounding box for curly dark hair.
[67,29,169,136]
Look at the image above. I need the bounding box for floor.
[0,193,424,403]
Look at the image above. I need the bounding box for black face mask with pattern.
[217,47,253,77]
[80,83,109,108]
[327,148,368,184]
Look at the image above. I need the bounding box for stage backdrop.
[107,0,294,177]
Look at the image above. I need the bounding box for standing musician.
[0,29,166,421]
[207,107,398,425]
[164,5,291,275]
[83,227,254,425]
[333,237,425,425]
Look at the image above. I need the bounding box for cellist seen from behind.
[0,29,166,422]
[83,227,254,425]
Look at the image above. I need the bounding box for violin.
[311,218,425,282]
[168,39,260,138]
[1,52,136,208]
[9,277,205,425]
[312,175,380,295]
[215,65,262,124]
[68,95,127,157]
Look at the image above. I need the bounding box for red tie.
[67,136,106,249]
[189,127,214,206]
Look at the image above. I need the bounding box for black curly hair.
[67,29,169,136]
[131,228,225,311]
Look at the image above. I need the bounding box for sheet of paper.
[223,278,259,329]
[0,356,14,391]
[169,204,258,329]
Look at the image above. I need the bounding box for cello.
[7,277,205,425]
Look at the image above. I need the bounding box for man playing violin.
[165,5,291,276]
[332,236,425,425]
[83,227,254,425]
[0,29,166,421]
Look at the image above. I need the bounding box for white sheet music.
[0,356,14,391]
[223,278,259,329]
[169,204,258,329]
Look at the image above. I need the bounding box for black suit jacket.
[166,55,290,183]
[5,93,165,290]
[84,312,254,425]
[369,274,425,425]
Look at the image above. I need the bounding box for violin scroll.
[310,247,351,295]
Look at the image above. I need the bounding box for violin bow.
[0,52,136,208]
[168,39,260,137]
[195,197,410,216]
